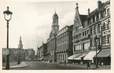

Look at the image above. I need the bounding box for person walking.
[87,62,90,69]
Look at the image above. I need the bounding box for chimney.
[88,8,90,15]
[98,0,102,9]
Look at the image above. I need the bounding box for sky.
[0,0,108,54]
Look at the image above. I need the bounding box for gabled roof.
[80,15,88,23]
[74,3,88,27]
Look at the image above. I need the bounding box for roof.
[88,0,110,17]
[89,8,98,17]
[80,15,88,22]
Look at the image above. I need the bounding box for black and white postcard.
[0,0,113,73]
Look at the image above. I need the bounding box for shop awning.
[97,49,110,57]
[38,57,43,60]
[74,52,88,60]
[68,54,80,60]
[84,51,97,60]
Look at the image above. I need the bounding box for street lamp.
[95,35,100,69]
[17,49,21,64]
[3,6,13,69]
[54,33,57,63]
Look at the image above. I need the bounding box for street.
[9,61,88,70]
[3,61,110,70]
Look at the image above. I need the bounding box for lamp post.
[17,49,21,64]
[3,6,13,69]
[95,35,100,69]
[54,33,57,63]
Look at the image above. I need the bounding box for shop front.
[95,49,110,65]
[84,50,99,64]
[68,52,89,64]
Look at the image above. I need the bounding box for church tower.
[18,36,23,49]
[50,12,59,37]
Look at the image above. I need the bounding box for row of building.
[2,36,35,65]
[37,0,110,65]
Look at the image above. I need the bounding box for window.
[83,32,84,36]
[102,36,106,44]
[88,19,90,25]
[90,27,92,35]
[87,30,89,34]
[93,16,95,23]
[96,14,99,21]
[107,20,110,29]
[84,42,90,50]
[107,35,110,44]
[79,33,81,37]
[98,24,101,33]
[75,44,81,50]
[87,30,88,34]
[91,18,93,24]
[85,31,86,36]
[104,9,106,17]
[101,11,104,18]
[94,25,96,34]
[99,12,101,19]
[107,8,110,16]
[102,22,106,31]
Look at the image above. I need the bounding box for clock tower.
[50,12,59,37]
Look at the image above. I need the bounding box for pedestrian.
[87,62,90,69]
[101,62,104,66]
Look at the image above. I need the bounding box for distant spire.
[18,36,23,49]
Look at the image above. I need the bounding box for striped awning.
[97,49,110,57]
[74,52,88,60]
[68,54,80,60]
[84,51,97,60]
